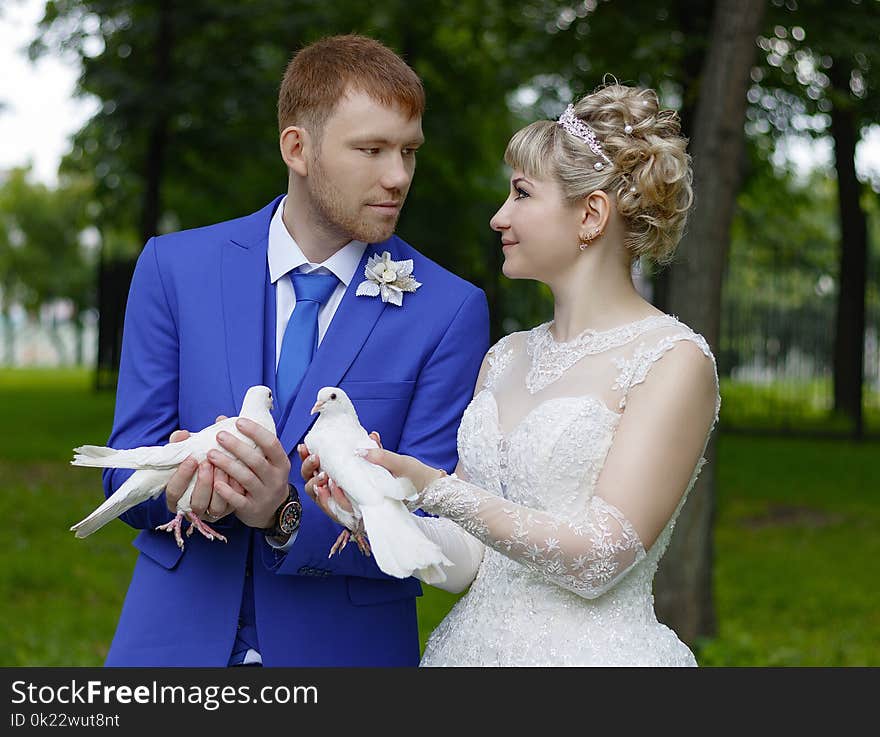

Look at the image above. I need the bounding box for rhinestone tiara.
[557,104,613,169]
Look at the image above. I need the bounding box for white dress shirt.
[268,196,367,367]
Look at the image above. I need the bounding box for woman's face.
[490,170,584,281]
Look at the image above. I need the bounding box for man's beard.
[308,157,403,244]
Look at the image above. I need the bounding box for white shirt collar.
[267,195,367,286]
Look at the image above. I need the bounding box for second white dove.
[304,386,451,584]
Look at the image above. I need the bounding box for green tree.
[0,168,97,364]
[748,0,880,437]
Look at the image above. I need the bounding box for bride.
[307,82,719,666]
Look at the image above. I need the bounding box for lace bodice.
[418,314,720,667]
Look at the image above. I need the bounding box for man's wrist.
[262,484,302,541]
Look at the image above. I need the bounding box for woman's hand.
[357,446,446,494]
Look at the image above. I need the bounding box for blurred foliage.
[0,167,96,315]
[0,167,98,363]
[26,0,726,339]
[748,0,880,144]
[12,0,880,417]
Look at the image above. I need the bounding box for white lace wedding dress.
[415,314,720,667]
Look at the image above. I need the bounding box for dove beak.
[310,400,325,415]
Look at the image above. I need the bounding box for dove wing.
[182,416,242,458]
[70,468,175,538]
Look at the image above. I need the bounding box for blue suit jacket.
[102,197,489,666]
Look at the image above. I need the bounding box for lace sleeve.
[419,475,646,599]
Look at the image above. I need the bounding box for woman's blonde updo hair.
[505,82,693,264]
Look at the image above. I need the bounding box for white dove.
[305,386,451,584]
[70,385,276,549]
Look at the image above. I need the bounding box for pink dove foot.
[329,529,350,558]
[352,529,371,557]
[185,512,228,544]
[328,527,371,558]
[155,512,186,549]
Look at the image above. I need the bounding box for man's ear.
[280,125,310,176]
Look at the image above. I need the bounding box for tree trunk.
[653,0,715,311]
[654,0,766,645]
[73,309,84,366]
[140,0,174,245]
[1,293,13,365]
[95,250,135,390]
[828,66,867,440]
[97,1,174,384]
[48,313,68,365]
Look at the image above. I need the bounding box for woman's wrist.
[421,467,447,492]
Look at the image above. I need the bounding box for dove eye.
[330,393,337,400]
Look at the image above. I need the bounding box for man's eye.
[514,187,529,200]
[402,148,419,156]
[359,148,380,155]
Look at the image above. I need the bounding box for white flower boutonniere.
[355,251,422,307]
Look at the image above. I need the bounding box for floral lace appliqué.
[420,474,646,600]
[526,315,677,394]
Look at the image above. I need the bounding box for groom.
[101,34,488,666]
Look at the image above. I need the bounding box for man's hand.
[208,417,291,529]
[164,416,239,522]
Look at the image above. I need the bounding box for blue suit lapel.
[220,197,281,415]
[278,242,390,453]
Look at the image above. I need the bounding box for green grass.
[719,377,880,435]
[1,368,878,665]
[696,433,880,665]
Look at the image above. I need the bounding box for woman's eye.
[514,187,529,200]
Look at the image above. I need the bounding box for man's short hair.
[278,34,425,136]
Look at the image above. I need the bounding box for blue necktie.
[276,271,339,410]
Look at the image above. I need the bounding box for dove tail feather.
[71,445,119,466]
[71,444,181,470]
[73,445,117,457]
[360,500,451,582]
[71,444,141,468]
[70,469,170,538]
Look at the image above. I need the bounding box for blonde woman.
[307,82,720,666]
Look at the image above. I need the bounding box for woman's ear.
[280,126,310,176]
[582,189,611,232]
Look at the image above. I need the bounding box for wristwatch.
[264,484,302,541]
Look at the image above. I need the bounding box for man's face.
[306,90,424,244]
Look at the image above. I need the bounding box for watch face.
[279,500,302,534]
